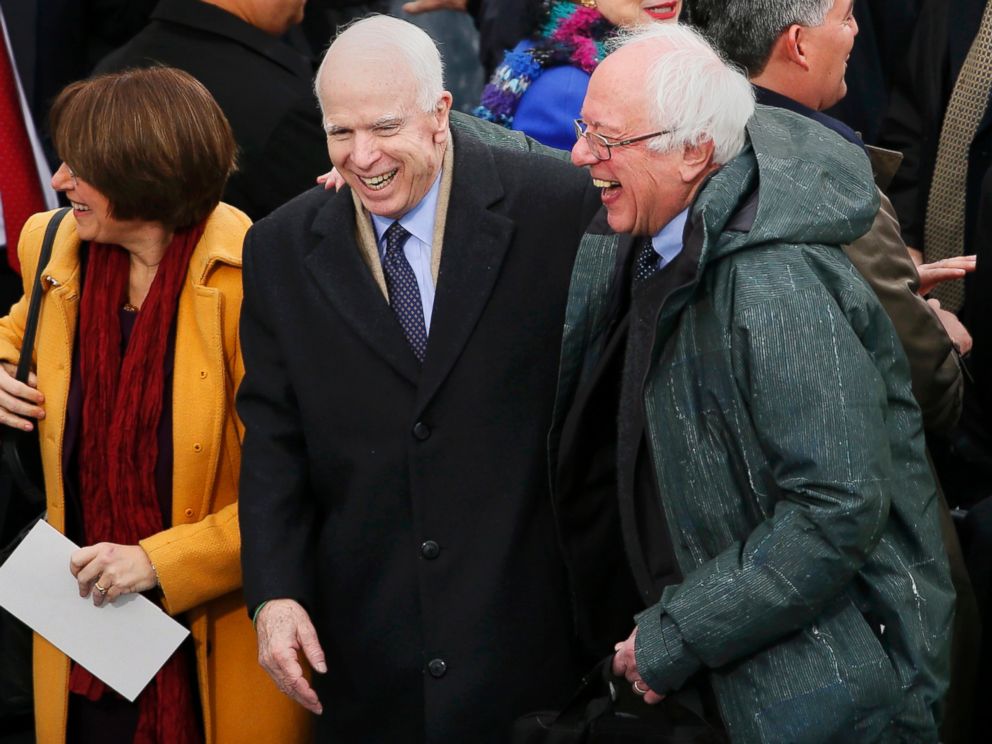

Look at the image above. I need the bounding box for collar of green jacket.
[690,104,880,266]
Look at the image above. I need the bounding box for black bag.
[0,207,69,726]
[512,658,724,744]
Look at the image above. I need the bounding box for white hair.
[315,15,445,115]
[610,23,755,165]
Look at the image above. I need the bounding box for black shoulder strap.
[2,207,71,505]
[15,208,70,383]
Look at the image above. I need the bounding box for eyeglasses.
[64,164,79,188]
[573,119,672,161]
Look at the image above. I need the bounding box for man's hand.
[612,627,665,705]
[927,299,974,355]
[316,169,345,192]
[256,599,327,714]
[401,0,468,14]
[70,543,157,607]
[917,255,977,297]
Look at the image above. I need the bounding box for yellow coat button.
[184,508,194,518]
[193,443,203,452]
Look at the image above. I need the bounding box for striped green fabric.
[554,105,954,743]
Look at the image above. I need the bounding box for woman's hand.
[0,362,45,431]
[70,543,158,607]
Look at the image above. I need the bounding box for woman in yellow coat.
[0,68,309,744]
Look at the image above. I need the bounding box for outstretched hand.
[917,255,977,297]
[256,599,327,714]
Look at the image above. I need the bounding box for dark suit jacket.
[94,0,327,220]
[879,0,992,256]
[237,129,601,744]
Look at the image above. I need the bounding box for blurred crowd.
[0,1,990,743]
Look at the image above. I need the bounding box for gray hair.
[314,15,446,116]
[609,23,755,165]
[686,0,833,75]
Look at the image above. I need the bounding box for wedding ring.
[632,679,649,696]
[95,582,108,596]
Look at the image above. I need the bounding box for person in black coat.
[94,0,327,221]
[237,15,601,744]
[878,0,991,503]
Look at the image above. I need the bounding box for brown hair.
[50,67,237,229]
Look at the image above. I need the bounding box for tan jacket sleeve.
[843,191,962,433]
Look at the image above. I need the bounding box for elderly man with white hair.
[235,13,601,744]
[551,22,955,742]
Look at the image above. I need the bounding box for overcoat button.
[427,658,447,678]
[184,508,194,518]
[420,540,440,560]
[412,422,431,441]
[193,443,203,452]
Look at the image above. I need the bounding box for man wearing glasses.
[549,22,954,741]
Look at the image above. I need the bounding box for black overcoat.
[94,0,327,221]
[237,129,601,743]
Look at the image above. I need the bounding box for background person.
[0,67,308,744]
[474,0,682,149]
[93,0,325,221]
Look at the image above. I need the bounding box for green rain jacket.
[548,106,955,743]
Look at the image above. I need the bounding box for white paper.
[0,520,189,701]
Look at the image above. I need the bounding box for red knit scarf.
[67,224,205,744]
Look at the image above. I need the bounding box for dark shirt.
[754,85,867,150]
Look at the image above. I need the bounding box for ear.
[679,139,716,184]
[432,91,454,143]
[784,23,812,72]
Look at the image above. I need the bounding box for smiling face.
[595,0,682,27]
[51,162,146,245]
[801,0,858,110]
[571,45,693,236]
[318,58,451,220]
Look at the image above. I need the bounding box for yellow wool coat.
[0,205,310,744]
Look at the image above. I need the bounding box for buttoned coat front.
[237,129,602,743]
[0,204,310,744]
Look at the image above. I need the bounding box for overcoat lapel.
[305,190,421,385]
[414,131,514,413]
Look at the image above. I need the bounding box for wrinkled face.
[571,48,690,236]
[802,0,858,110]
[51,162,135,245]
[595,0,682,26]
[319,61,451,220]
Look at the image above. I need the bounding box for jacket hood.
[690,104,880,264]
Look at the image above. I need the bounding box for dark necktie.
[382,221,427,362]
[633,237,662,285]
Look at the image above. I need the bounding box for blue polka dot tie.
[382,221,427,362]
